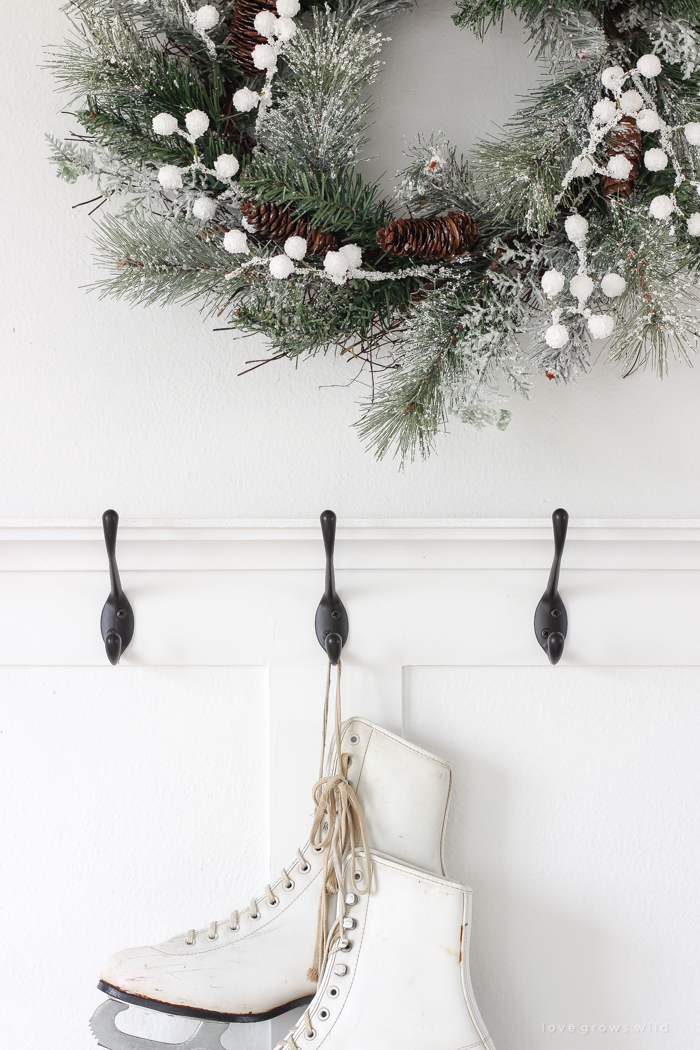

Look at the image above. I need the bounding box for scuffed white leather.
[335,717,452,876]
[100,842,323,1015]
[288,852,496,1050]
[100,717,453,1017]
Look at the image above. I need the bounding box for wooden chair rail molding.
[1,518,700,670]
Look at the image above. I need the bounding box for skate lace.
[184,849,308,945]
[305,659,372,982]
[275,1008,315,1049]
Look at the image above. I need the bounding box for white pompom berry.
[275,16,296,39]
[570,274,594,301]
[572,156,595,178]
[223,229,249,254]
[635,109,661,133]
[338,244,363,269]
[587,313,615,339]
[214,154,240,179]
[185,109,210,139]
[270,254,295,279]
[233,87,259,113]
[194,4,219,31]
[545,324,569,349]
[592,99,618,124]
[687,213,700,236]
[193,197,217,221]
[157,165,183,191]
[541,269,566,297]
[606,155,633,180]
[252,43,277,71]
[152,112,179,136]
[637,54,662,78]
[601,66,625,90]
[284,236,307,260]
[684,122,700,145]
[649,194,674,220]
[254,10,277,36]
[601,273,627,297]
[276,0,300,15]
[619,90,643,115]
[644,148,668,171]
[564,213,588,244]
[324,251,350,283]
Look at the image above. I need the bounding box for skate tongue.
[89,999,228,1050]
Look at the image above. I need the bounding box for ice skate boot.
[91,716,452,1049]
[275,851,496,1050]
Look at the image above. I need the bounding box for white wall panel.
[0,667,268,1050]
[405,667,700,1050]
[1,521,698,1050]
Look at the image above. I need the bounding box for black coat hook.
[314,510,349,665]
[534,508,569,665]
[100,510,134,665]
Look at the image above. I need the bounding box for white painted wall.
[3,1,700,518]
[2,5,700,1050]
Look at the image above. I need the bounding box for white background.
[1,3,699,1050]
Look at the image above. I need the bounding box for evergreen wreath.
[47,0,700,461]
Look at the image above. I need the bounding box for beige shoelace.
[305,659,372,982]
[184,848,308,945]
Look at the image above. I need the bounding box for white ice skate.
[274,851,496,1050]
[91,716,453,1050]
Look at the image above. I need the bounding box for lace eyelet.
[305,1029,316,1041]
[312,846,324,854]
[206,933,218,941]
[354,871,362,882]
[299,863,311,874]
[284,880,295,891]
[268,896,280,908]
[318,1008,330,1021]
[340,939,352,952]
[229,923,239,932]
[328,986,339,998]
[349,733,360,745]
[250,911,261,921]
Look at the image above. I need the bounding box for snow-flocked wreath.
[48,0,700,460]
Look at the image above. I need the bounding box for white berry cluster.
[232,0,300,115]
[152,108,211,144]
[221,230,364,286]
[541,213,623,350]
[152,108,241,221]
[560,54,700,238]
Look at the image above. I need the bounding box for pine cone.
[376,212,480,260]
[600,115,642,202]
[240,200,339,255]
[228,0,277,78]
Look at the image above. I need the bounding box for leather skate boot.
[275,851,496,1050]
[91,717,452,1047]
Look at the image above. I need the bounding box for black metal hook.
[534,508,569,665]
[100,509,134,665]
[314,510,349,665]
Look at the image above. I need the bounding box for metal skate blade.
[90,998,228,1050]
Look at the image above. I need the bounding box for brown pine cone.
[600,115,642,202]
[228,0,277,78]
[376,212,480,260]
[240,200,339,255]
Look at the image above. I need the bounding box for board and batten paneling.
[0,519,698,1050]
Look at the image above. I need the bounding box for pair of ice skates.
[91,714,495,1050]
